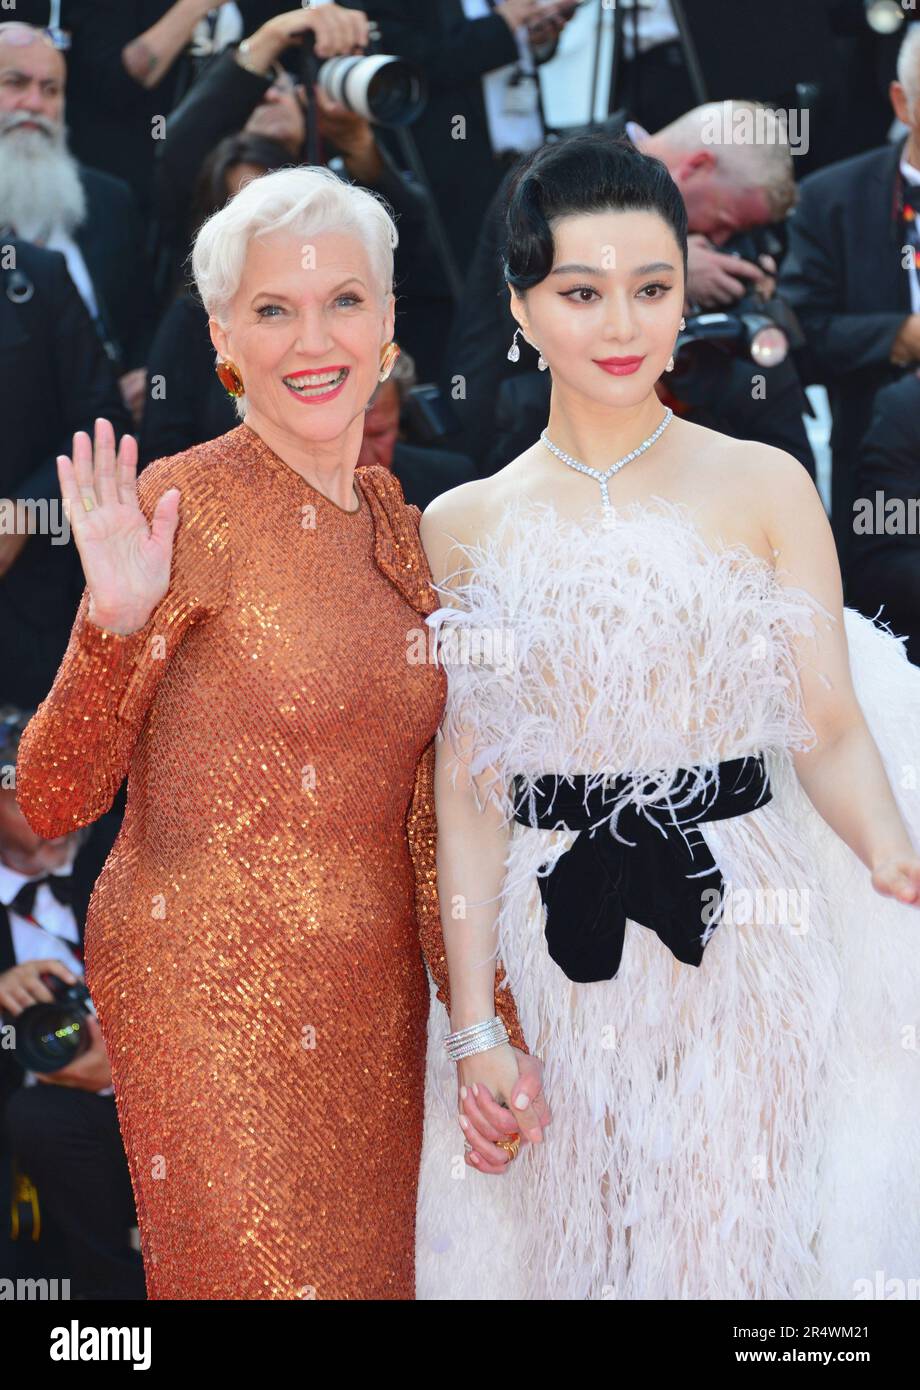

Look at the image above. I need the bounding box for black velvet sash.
[510,755,771,983]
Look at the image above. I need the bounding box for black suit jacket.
[0,240,131,706]
[358,0,529,282]
[847,371,920,666]
[74,164,158,373]
[61,1,192,221]
[777,136,913,538]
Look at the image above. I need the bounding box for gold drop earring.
[379,341,400,381]
[216,358,244,397]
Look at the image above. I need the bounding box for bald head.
[638,100,797,243]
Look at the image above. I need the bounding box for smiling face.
[509,207,685,407]
[209,226,394,445]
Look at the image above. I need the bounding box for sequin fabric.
[15,421,528,1300]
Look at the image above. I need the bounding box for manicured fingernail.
[459,1115,469,1129]
[471,1083,479,1097]
[459,1085,467,1100]
[514,1093,528,1108]
[470,1152,480,1164]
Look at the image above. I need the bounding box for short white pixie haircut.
[191,165,398,420]
[897,22,920,107]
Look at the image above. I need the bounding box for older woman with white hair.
[15,166,546,1299]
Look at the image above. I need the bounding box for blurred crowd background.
[1,0,919,1299]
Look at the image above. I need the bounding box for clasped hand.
[457,1043,551,1175]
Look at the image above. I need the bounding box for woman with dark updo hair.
[413,134,920,1299]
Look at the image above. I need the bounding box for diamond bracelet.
[444,1015,509,1061]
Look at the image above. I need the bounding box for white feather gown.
[414,494,920,1301]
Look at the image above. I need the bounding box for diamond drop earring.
[507,327,522,363]
[537,352,547,371]
[666,317,687,372]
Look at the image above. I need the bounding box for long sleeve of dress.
[339,465,531,1057]
[407,728,530,1056]
[16,452,231,840]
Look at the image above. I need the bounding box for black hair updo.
[502,133,688,292]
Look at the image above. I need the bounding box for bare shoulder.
[720,434,825,531]
[675,419,821,514]
[420,460,524,583]
[727,436,817,493]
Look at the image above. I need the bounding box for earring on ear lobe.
[537,351,548,371]
[507,327,522,362]
[666,318,686,373]
[378,340,400,381]
[216,358,244,397]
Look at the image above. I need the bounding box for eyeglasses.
[45,0,70,50]
[0,22,71,54]
[43,26,71,53]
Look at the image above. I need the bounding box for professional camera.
[7,971,94,1075]
[675,226,807,376]
[304,26,427,128]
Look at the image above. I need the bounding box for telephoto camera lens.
[318,54,427,127]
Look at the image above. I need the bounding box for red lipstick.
[594,355,646,376]
[284,365,349,380]
[281,365,350,405]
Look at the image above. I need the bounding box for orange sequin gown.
[16,421,527,1300]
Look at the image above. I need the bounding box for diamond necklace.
[539,407,674,515]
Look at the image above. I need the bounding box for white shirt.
[0,857,113,1097]
[460,0,545,156]
[191,2,244,57]
[36,228,100,323]
[618,0,680,62]
[900,152,920,315]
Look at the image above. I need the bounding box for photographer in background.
[658,221,816,481]
[357,1,576,279]
[0,707,141,1298]
[777,22,920,582]
[153,4,377,298]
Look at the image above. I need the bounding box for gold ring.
[495,1133,521,1162]
[81,495,95,513]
